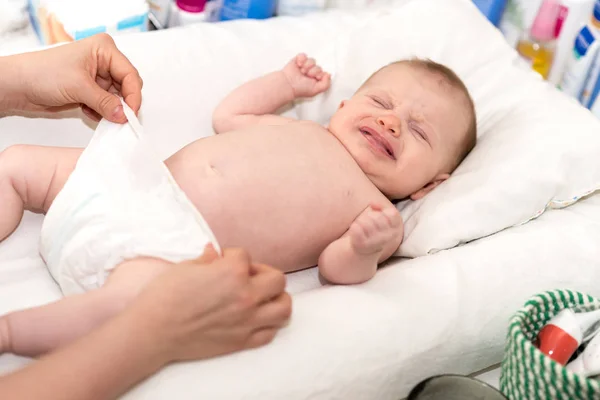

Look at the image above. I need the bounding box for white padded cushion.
[4,0,598,259]
[116,0,600,258]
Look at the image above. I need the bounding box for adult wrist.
[120,300,175,368]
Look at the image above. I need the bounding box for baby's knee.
[0,144,31,178]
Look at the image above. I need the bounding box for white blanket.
[2,197,600,399]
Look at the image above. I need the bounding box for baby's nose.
[376,115,401,137]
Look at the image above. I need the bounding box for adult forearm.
[0,309,167,400]
[0,54,27,113]
[212,71,295,131]
[318,236,379,285]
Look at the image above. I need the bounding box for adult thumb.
[79,81,126,123]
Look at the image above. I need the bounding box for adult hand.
[0,33,142,123]
[128,245,292,363]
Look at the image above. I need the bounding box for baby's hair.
[366,58,477,172]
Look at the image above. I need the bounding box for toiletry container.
[219,0,277,21]
[547,0,595,84]
[173,0,208,26]
[499,0,544,48]
[148,0,172,28]
[559,2,600,100]
[472,0,508,26]
[578,0,600,107]
[516,0,561,79]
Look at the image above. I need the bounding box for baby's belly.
[167,126,380,272]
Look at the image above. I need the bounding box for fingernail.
[112,105,124,120]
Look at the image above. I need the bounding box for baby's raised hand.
[349,204,403,256]
[283,53,331,98]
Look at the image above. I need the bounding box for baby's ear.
[409,173,450,201]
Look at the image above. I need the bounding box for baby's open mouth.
[360,127,395,160]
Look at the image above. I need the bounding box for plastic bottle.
[148,0,172,29]
[535,308,600,365]
[559,7,600,99]
[516,0,561,79]
[171,0,208,26]
[499,0,544,48]
[472,0,508,26]
[579,1,600,107]
[219,0,277,21]
[547,0,595,84]
[590,85,600,114]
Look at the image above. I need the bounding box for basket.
[500,290,600,400]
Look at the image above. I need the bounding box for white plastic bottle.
[148,0,172,29]
[548,0,595,84]
[580,1,600,107]
[559,20,600,99]
[590,87,600,114]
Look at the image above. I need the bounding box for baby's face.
[328,64,469,200]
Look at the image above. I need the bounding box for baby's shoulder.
[286,119,328,131]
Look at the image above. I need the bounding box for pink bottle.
[516,0,560,79]
[175,0,208,26]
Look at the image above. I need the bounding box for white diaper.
[40,102,220,296]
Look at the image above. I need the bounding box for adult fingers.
[93,34,143,114]
[81,104,102,121]
[193,243,220,264]
[249,263,286,303]
[119,72,143,115]
[252,292,292,327]
[77,79,126,123]
[245,327,279,349]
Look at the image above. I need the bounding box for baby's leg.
[0,257,171,357]
[0,145,82,241]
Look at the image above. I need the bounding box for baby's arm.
[212,53,331,133]
[318,205,404,285]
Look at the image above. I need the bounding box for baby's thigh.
[105,257,173,302]
[1,145,82,212]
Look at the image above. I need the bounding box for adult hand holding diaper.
[0,34,142,123]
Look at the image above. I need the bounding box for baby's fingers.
[301,58,316,74]
[315,73,331,92]
[382,207,402,228]
[372,211,392,232]
[295,53,307,67]
[307,65,322,78]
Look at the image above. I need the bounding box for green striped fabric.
[500,290,600,399]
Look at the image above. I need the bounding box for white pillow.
[5,0,597,259]
[283,0,600,257]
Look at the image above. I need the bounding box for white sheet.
[2,194,600,399]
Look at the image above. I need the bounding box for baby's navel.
[205,163,221,177]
